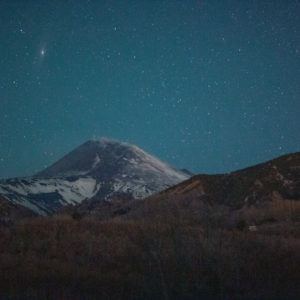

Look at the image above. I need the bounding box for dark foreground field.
[0,211,299,300]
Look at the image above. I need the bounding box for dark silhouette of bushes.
[0,213,299,299]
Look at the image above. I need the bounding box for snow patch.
[92,154,101,169]
[0,177,101,214]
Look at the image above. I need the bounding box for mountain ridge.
[61,151,300,222]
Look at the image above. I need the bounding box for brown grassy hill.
[163,152,300,206]
[60,152,300,230]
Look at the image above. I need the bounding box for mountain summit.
[0,138,191,215]
[37,138,190,182]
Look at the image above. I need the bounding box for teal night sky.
[0,1,299,178]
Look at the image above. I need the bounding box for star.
[40,49,46,56]
[18,21,25,34]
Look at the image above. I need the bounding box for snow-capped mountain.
[0,138,191,215]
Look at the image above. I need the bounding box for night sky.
[0,1,299,179]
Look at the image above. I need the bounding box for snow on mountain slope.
[0,177,101,215]
[35,139,191,201]
[0,138,192,215]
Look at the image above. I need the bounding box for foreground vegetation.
[0,151,299,298]
[0,202,299,300]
